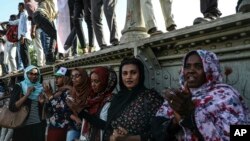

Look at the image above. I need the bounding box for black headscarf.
[107,57,146,125]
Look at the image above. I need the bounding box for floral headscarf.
[179,50,222,90]
[156,50,250,141]
[20,65,43,101]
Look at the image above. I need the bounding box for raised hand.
[162,83,194,117]
[27,86,35,96]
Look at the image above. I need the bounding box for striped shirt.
[24,100,41,125]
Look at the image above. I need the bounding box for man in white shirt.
[8,3,31,68]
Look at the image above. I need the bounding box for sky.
[0,0,238,47]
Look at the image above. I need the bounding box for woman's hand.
[75,116,82,126]
[66,97,81,114]
[110,127,128,141]
[38,94,46,103]
[27,86,35,96]
[162,83,194,117]
[43,83,53,98]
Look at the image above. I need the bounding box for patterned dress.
[47,90,71,128]
[103,89,163,140]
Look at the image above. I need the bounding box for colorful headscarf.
[20,65,43,101]
[156,50,250,141]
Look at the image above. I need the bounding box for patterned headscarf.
[156,50,250,141]
[179,50,222,92]
[20,65,43,101]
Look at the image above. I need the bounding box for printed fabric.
[156,50,250,141]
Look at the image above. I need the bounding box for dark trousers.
[91,0,118,46]
[64,28,78,54]
[12,122,46,141]
[40,30,51,56]
[74,0,94,47]
[19,39,31,68]
[200,0,222,17]
[67,0,77,55]
[33,12,57,61]
[0,52,8,74]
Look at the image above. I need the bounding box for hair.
[9,14,17,21]
[119,57,145,90]
[18,2,25,8]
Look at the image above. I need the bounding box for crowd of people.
[0,49,249,141]
[0,0,249,77]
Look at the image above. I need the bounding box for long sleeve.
[19,12,28,38]
[9,84,22,112]
[78,110,107,129]
[194,87,250,141]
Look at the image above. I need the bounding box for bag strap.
[16,83,24,98]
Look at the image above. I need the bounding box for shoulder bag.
[0,104,29,128]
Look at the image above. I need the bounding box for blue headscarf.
[20,65,43,101]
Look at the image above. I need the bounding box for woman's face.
[55,76,64,87]
[27,69,39,83]
[91,73,103,94]
[71,70,82,85]
[183,53,206,88]
[122,64,140,90]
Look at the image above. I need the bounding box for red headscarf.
[83,67,117,136]
[87,67,117,113]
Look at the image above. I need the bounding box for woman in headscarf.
[77,66,117,141]
[66,68,91,141]
[152,50,250,141]
[103,57,163,141]
[44,67,72,141]
[9,65,45,141]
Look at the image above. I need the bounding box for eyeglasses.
[71,74,81,79]
[28,72,39,76]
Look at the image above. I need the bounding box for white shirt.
[9,10,31,40]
